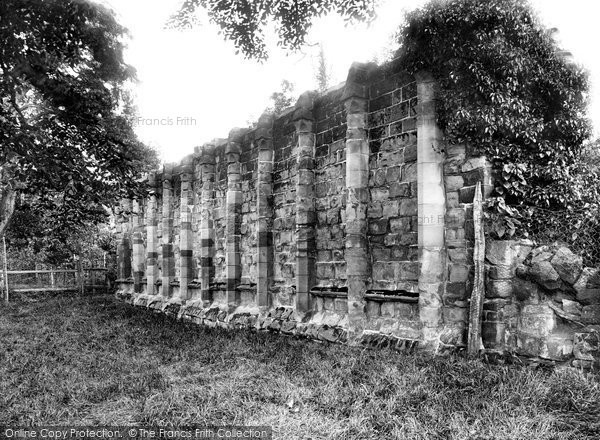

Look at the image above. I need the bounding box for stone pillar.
[225,129,244,312]
[132,198,145,294]
[161,164,175,298]
[145,173,159,295]
[198,145,216,304]
[293,93,317,314]
[255,115,274,311]
[115,203,126,281]
[416,71,447,348]
[343,63,371,342]
[179,155,194,301]
[119,198,133,281]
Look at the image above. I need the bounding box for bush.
[396,0,597,238]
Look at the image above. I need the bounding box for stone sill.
[365,291,419,304]
[310,290,347,299]
[115,279,134,284]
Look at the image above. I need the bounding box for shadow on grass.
[0,295,599,439]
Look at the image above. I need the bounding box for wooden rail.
[1,267,109,301]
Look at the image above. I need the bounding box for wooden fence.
[1,267,110,302]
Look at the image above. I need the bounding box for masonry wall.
[113,59,495,352]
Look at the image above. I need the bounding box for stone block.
[395,303,418,320]
[550,246,583,285]
[562,299,582,316]
[486,241,513,266]
[449,264,470,283]
[573,327,600,361]
[373,261,395,281]
[399,199,418,216]
[443,307,468,323]
[486,279,513,299]
[390,217,412,234]
[368,219,388,235]
[541,332,574,361]
[316,263,335,280]
[446,282,468,298]
[445,175,464,191]
[389,182,411,198]
[382,200,400,218]
[446,191,459,208]
[381,302,395,317]
[420,305,442,327]
[366,301,380,318]
[512,278,541,302]
[487,264,514,280]
[398,262,419,281]
[574,268,600,305]
[530,261,561,290]
[482,321,505,349]
[582,305,600,325]
[445,208,465,228]
[516,333,545,357]
[519,304,556,337]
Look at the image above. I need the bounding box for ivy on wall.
[396,0,596,238]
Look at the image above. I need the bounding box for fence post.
[468,182,486,356]
[2,236,8,303]
[78,255,84,296]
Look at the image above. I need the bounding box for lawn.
[0,295,599,439]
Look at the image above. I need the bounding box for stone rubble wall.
[113,58,504,354]
[484,240,600,368]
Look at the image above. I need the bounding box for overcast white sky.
[103,0,600,163]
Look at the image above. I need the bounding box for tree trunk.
[0,165,17,238]
[0,187,16,238]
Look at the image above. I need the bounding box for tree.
[267,80,296,115]
[396,0,593,237]
[0,0,159,238]
[167,0,378,59]
[315,43,331,93]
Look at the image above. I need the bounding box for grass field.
[0,295,599,439]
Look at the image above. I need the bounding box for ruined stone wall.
[112,57,600,367]
[484,240,600,369]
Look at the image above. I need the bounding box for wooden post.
[468,182,485,356]
[2,236,8,303]
[78,254,84,296]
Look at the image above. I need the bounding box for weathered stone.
[487,264,514,280]
[381,302,395,317]
[482,321,505,349]
[486,279,513,299]
[519,304,556,337]
[581,305,600,325]
[562,299,583,316]
[512,278,541,302]
[573,326,600,361]
[530,261,562,290]
[449,264,470,283]
[541,332,574,361]
[574,268,600,305]
[550,246,582,285]
[445,175,464,191]
[486,241,514,266]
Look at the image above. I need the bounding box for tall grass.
[0,295,598,439]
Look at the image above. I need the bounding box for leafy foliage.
[0,0,159,237]
[167,0,378,59]
[396,0,595,237]
[266,79,296,115]
[315,43,331,93]
[5,200,116,268]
